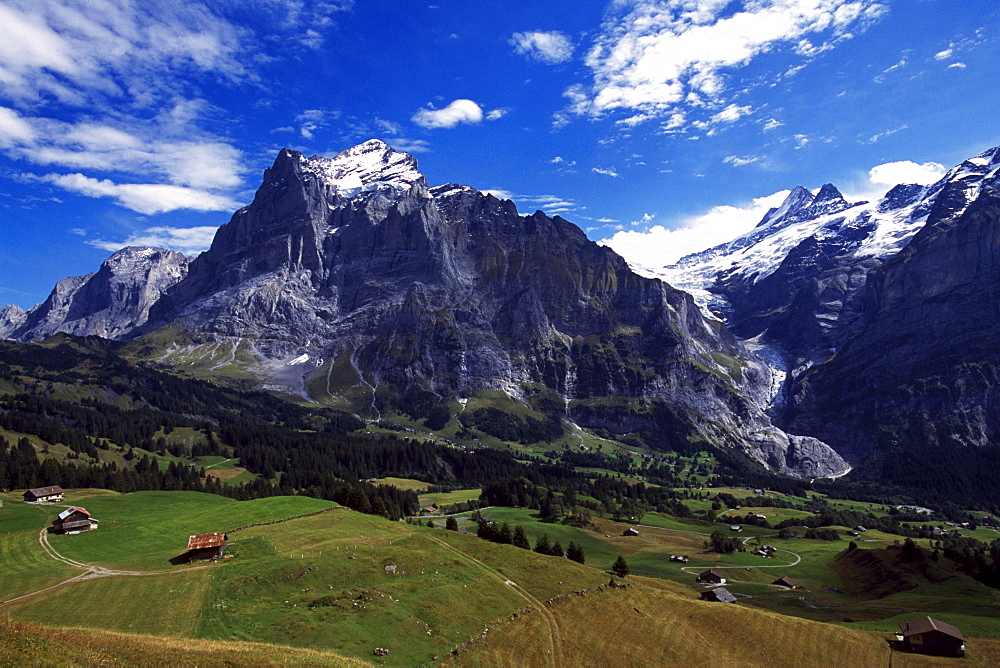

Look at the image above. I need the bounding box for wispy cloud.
[295,108,341,140]
[592,166,620,177]
[483,190,580,214]
[567,0,886,130]
[41,173,240,215]
[86,225,219,254]
[0,1,262,215]
[510,30,574,64]
[723,155,760,167]
[861,123,908,144]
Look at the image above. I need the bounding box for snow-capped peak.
[297,139,425,197]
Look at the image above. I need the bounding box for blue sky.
[1,0,998,309]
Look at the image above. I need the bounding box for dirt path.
[425,534,563,667]
[0,527,208,608]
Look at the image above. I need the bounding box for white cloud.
[43,173,240,215]
[599,190,791,268]
[592,167,620,177]
[934,48,953,61]
[572,0,886,128]
[510,30,574,64]
[411,99,484,129]
[86,225,219,254]
[868,160,946,186]
[724,155,760,167]
[485,108,509,121]
[948,62,967,69]
[711,103,752,124]
[762,117,784,131]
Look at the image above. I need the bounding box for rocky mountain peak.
[806,183,850,216]
[756,186,814,228]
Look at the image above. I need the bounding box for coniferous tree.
[534,532,551,554]
[611,554,629,578]
[446,516,459,531]
[512,525,531,549]
[567,541,585,564]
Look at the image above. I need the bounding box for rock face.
[659,145,1000,465]
[0,139,849,477]
[4,247,190,341]
[788,148,1000,462]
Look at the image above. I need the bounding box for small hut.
[772,576,798,589]
[700,587,737,603]
[623,527,639,536]
[697,569,726,584]
[23,486,64,503]
[53,506,99,533]
[184,532,228,562]
[896,617,965,656]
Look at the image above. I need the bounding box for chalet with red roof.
[53,506,99,533]
[184,532,228,562]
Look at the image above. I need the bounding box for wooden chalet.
[23,486,64,503]
[697,569,726,584]
[896,616,965,656]
[184,532,228,562]
[53,506,99,533]
[700,587,737,603]
[623,527,639,536]
[772,576,798,589]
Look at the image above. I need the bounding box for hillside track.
[425,533,564,667]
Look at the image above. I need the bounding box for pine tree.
[549,540,564,557]
[446,516,458,531]
[534,532,551,554]
[512,525,530,549]
[567,541,585,564]
[611,554,629,578]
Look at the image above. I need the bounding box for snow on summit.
[298,139,425,197]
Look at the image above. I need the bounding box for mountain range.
[5,139,1000,482]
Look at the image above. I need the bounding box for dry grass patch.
[0,617,367,666]
[448,581,889,667]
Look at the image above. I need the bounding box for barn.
[184,532,228,562]
[53,507,99,533]
[700,587,737,603]
[23,486,64,503]
[772,576,798,589]
[896,616,965,656]
[697,569,726,584]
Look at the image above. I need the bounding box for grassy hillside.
[446,577,889,667]
[0,617,365,666]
